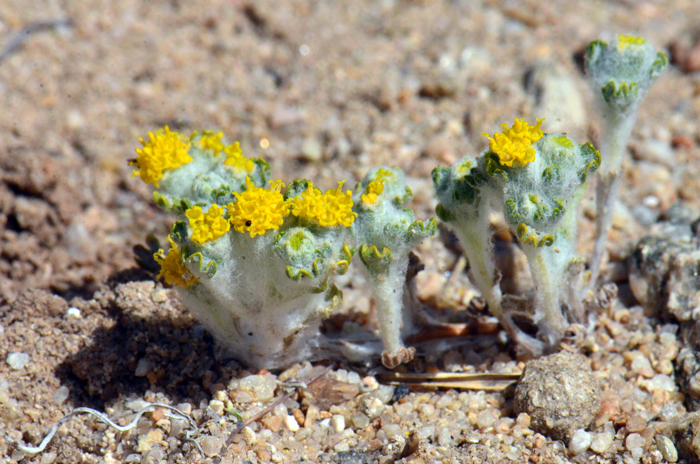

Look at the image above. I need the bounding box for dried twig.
[0,19,72,65]
[378,371,520,391]
[9,402,203,457]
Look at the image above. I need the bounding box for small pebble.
[384,424,401,438]
[7,352,30,370]
[641,374,677,392]
[66,307,82,319]
[200,436,222,458]
[373,385,395,404]
[334,441,350,452]
[476,409,498,429]
[352,412,370,429]
[655,435,678,462]
[208,399,224,416]
[590,432,614,454]
[630,353,655,378]
[52,386,70,405]
[237,375,276,402]
[134,358,153,377]
[569,429,592,455]
[625,432,645,451]
[284,415,300,432]
[330,414,345,433]
[437,427,452,446]
[241,426,256,445]
[363,397,385,418]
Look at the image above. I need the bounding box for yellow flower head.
[617,34,646,50]
[223,142,255,173]
[186,204,230,245]
[361,169,394,204]
[228,178,289,237]
[196,130,225,155]
[292,181,357,227]
[361,178,385,204]
[154,237,198,288]
[482,118,544,167]
[132,126,193,186]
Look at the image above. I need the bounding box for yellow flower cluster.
[482,118,544,167]
[292,181,357,227]
[361,179,385,204]
[154,237,199,288]
[223,142,255,173]
[186,204,230,245]
[132,126,192,186]
[617,34,646,49]
[196,130,226,154]
[228,178,289,237]
[361,170,391,204]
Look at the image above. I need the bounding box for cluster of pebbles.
[1,256,698,464]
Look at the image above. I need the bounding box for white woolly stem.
[522,244,568,348]
[369,254,409,359]
[587,109,635,293]
[452,214,502,321]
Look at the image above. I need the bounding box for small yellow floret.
[132,126,192,186]
[617,35,646,49]
[223,142,255,173]
[196,130,225,155]
[361,169,393,205]
[361,178,385,204]
[186,204,230,245]
[292,181,357,227]
[482,118,544,167]
[154,237,198,288]
[228,178,289,237]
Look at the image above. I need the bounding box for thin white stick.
[10,402,203,457]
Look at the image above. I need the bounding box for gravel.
[2,0,700,463]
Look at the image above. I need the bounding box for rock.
[134,358,154,377]
[569,429,592,455]
[628,352,655,378]
[590,432,614,454]
[437,427,452,446]
[300,137,323,162]
[235,374,277,403]
[514,352,601,441]
[284,415,300,432]
[656,435,678,463]
[676,323,700,410]
[351,412,370,429]
[301,375,360,410]
[330,414,345,433]
[628,235,700,322]
[200,436,222,457]
[52,386,70,405]
[670,38,700,73]
[675,413,700,462]
[6,352,30,370]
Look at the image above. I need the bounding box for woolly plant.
[434,119,600,354]
[352,167,436,368]
[131,127,355,369]
[584,34,667,291]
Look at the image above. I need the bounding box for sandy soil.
[2,0,700,463]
